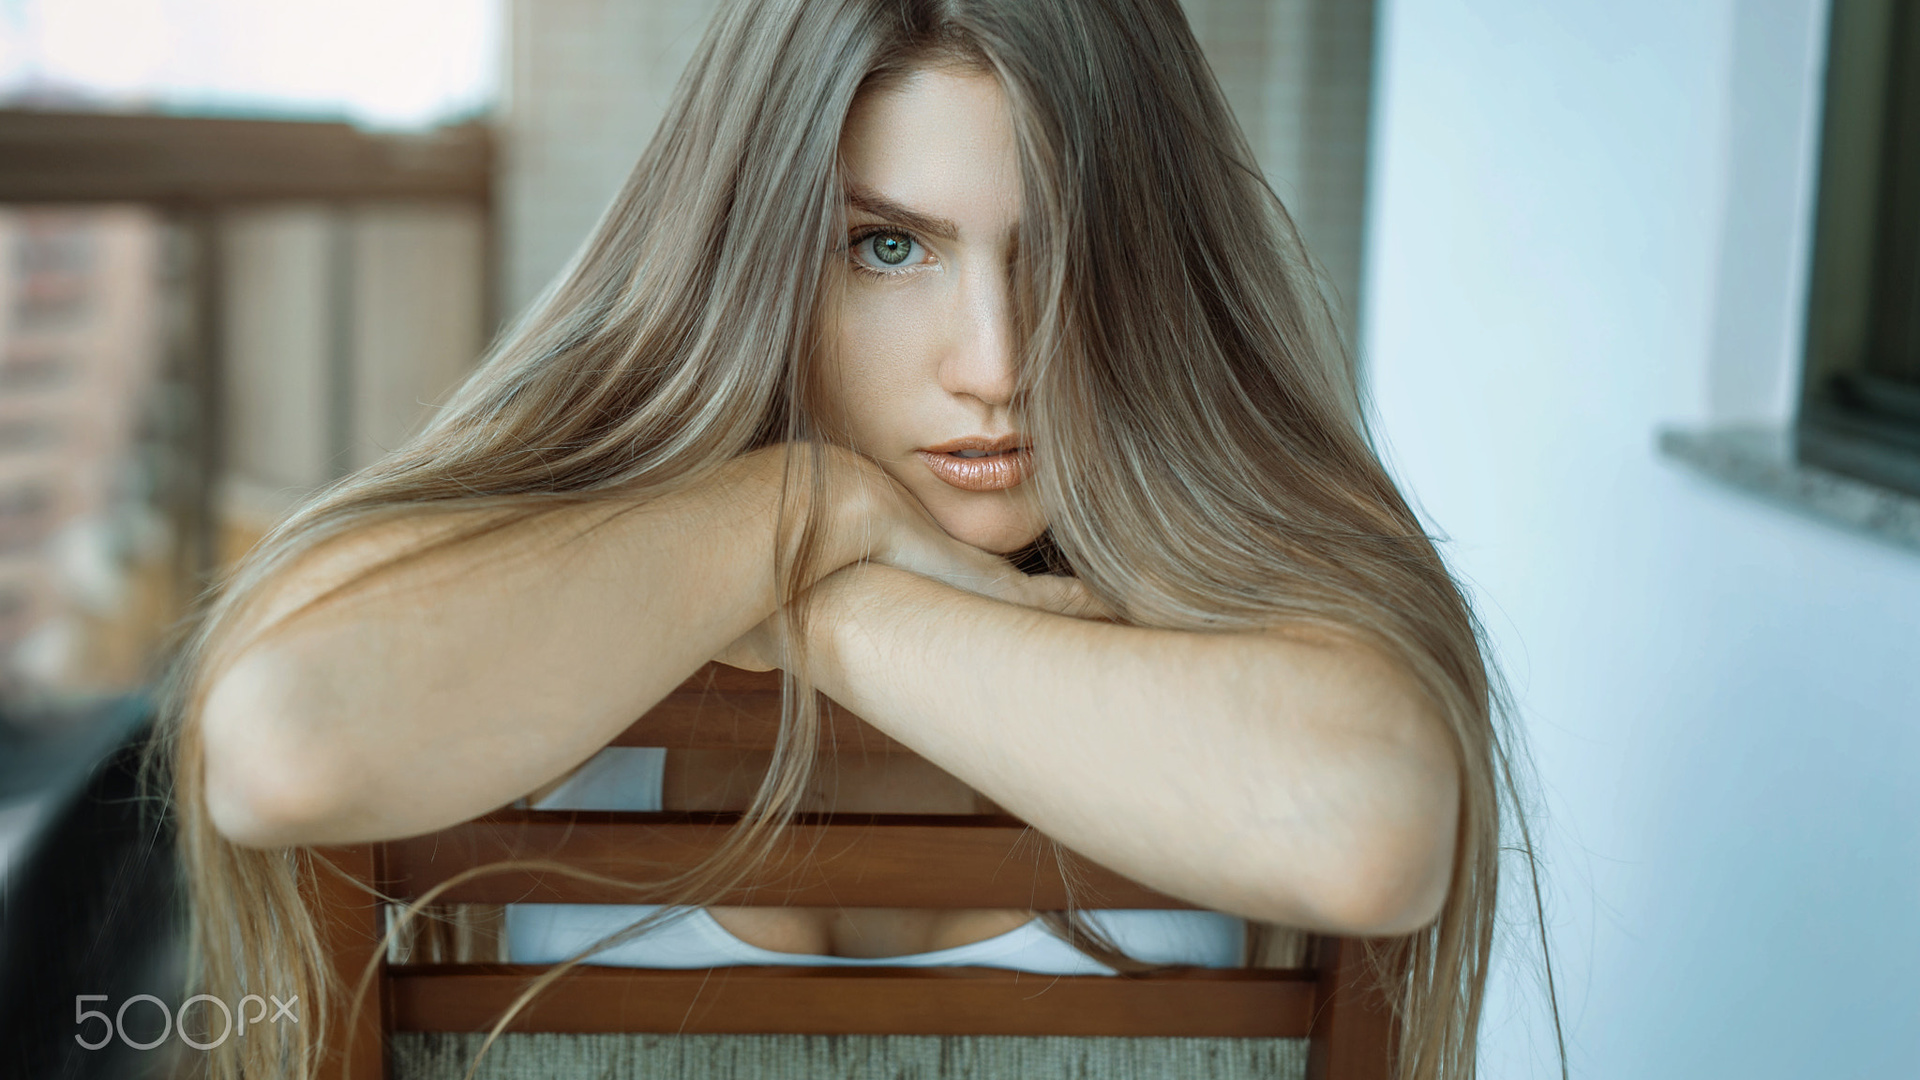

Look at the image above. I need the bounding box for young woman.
[151,0,1561,1078]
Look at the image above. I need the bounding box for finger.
[1013,576,1119,621]
[877,538,1024,601]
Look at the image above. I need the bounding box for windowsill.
[1656,424,1920,553]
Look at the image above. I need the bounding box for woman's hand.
[847,463,1114,620]
[1013,573,1114,621]
[843,464,1035,605]
[713,456,1114,671]
[711,563,1112,673]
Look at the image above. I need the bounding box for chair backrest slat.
[384,813,1189,909]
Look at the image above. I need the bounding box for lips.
[917,435,1032,492]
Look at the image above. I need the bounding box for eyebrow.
[844,183,962,242]
[843,183,1024,256]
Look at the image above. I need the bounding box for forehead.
[839,65,1019,232]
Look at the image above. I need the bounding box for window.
[1799,0,1920,497]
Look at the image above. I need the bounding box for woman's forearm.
[202,446,867,848]
[795,563,1461,935]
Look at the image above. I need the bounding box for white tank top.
[505,747,1245,974]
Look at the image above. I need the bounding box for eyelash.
[846,226,934,279]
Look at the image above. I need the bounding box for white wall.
[1364,1,1920,1077]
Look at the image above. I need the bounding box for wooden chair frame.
[306,666,1395,1080]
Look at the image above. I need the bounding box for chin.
[893,467,1047,554]
[935,506,1048,555]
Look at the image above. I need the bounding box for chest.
[668,748,1026,957]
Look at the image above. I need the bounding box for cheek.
[817,344,877,445]
[823,294,925,445]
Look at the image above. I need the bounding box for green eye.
[846,227,928,276]
[869,232,913,265]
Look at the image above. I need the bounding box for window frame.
[1797,0,1920,497]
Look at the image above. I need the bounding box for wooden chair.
[305,665,1395,1080]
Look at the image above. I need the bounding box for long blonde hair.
[145,1,1564,1077]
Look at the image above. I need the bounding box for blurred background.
[0,0,1914,1077]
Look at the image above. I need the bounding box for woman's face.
[818,64,1047,555]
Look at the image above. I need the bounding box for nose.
[938,263,1017,409]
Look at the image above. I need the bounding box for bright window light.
[0,0,501,129]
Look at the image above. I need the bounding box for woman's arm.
[771,563,1461,937]
[202,445,1019,849]
[200,446,829,847]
